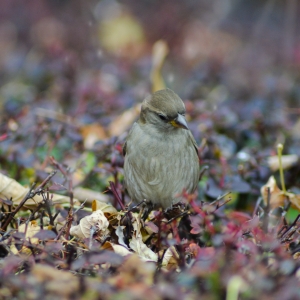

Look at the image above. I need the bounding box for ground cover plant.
[1,1,300,299]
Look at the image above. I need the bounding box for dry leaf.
[129,215,157,262]
[79,123,107,149]
[11,221,40,255]
[70,210,109,239]
[18,221,40,243]
[74,187,109,204]
[261,176,300,210]
[261,176,286,208]
[161,246,179,270]
[267,155,298,171]
[92,200,117,213]
[0,172,79,207]
[102,241,132,257]
[151,40,169,92]
[129,235,157,262]
[115,225,128,248]
[108,104,141,137]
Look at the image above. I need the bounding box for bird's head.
[140,89,188,131]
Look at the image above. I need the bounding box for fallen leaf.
[70,209,109,239]
[0,172,79,207]
[129,215,158,262]
[115,225,128,248]
[74,187,110,204]
[151,40,169,92]
[79,123,107,149]
[102,241,132,257]
[261,176,286,209]
[261,176,300,210]
[108,104,141,137]
[267,155,298,172]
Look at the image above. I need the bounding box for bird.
[123,88,200,209]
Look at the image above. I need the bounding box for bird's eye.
[158,114,168,121]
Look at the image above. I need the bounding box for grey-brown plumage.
[123,88,200,208]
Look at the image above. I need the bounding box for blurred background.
[1,0,300,211]
[1,0,300,110]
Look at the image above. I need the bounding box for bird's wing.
[188,130,200,158]
[122,122,138,156]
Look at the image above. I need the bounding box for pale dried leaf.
[70,210,109,239]
[162,246,179,270]
[11,221,40,254]
[18,221,40,242]
[262,176,300,211]
[151,40,169,92]
[260,176,286,208]
[0,172,79,207]
[108,104,141,137]
[115,225,128,248]
[130,215,157,261]
[92,200,117,214]
[129,235,157,262]
[267,154,298,171]
[74,188,109,204]
[102,241,132,257]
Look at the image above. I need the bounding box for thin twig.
[55,200,86,241]
[109,181,125,210]
[262,187,270,233]
[165,211,189,224]
[279,214,300,241]
[49,157,74,208]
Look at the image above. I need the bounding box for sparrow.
[123,88,200,209]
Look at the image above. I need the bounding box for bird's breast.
[124,124,199,207]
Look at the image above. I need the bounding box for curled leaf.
[102,241,132,257]
[115,225,128,248]
[261,176,286,209]
[70,210,109,239]
[261,176,300,210]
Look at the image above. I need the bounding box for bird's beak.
[169,114,189,130]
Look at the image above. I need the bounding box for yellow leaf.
[151,40,169,92]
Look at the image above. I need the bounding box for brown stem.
[109,181,125,210]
